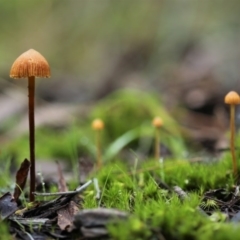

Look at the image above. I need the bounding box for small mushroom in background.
[224,91,240,177]
[10,49,51,201]
[92,119,104,170]
[152,116,163,161]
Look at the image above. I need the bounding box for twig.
[33,179,93,197]
[25,231,35,240]
[173,186,189,201]
[93,178,101,199]
[233,185,239,198]
[11,218,49,225]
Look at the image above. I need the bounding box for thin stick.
[93,178,101,199]
[28,76,35,202]
[33,179,93,197]
[173,186,189,201]
[230,105,238,176]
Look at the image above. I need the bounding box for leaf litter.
[0,159,128,239]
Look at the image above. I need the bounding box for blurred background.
[1,0,240,172]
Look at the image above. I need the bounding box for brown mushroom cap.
[224,91,240,105]
[10,49,50,79]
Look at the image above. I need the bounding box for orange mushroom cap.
[152,117,163,128]
[10,49,50,79]
[224,91,240,105]
[92,119,104,130]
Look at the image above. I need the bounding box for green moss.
[0,223,11,239]
[81,156,238,240]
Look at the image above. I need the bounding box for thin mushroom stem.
[92,119,104,170]
[230,104,238,176]
[28,76,35,201]
[155,127,160,160]
[152,117,163,161]
[96,130,102,170]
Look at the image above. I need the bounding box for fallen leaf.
[73,208,128,238]
[57,201,79,231]
[0,192,18,220]
[13,159,30,201]
[56,161,68,192]
[73,208,128,228]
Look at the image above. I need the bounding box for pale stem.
[155,128,160,160]
[96,130,102,169]
[230,104,238,176]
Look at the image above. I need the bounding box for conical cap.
[10,49,50,79]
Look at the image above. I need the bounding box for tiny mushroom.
[152,116,163,160]
[10,49,50,201]
[224,91,240,177]
[92,119,104,170]
[152,116,163,129]
[92,119,104,131]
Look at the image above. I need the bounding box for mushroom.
[224,91,240,176]
[10,49,50,201]
[152,116,163,160]
[92,119,104,170]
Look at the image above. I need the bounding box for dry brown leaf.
[57,201,79,231]
[56,161,68,192]
[13,159,30,201]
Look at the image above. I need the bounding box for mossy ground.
[0,90,239,239]
[82,157,238,240]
